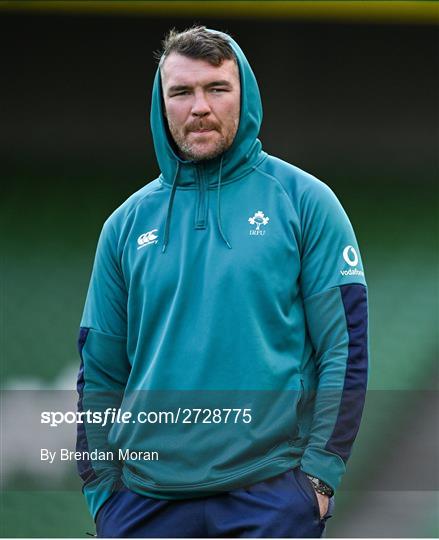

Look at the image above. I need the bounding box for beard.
[167,119,238,162]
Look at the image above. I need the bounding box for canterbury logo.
[137,229,159,249]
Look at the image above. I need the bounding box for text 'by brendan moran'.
[40,448,159,463]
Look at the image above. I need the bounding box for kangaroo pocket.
[108,388,304,488]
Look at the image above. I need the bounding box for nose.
[191,90,211,117]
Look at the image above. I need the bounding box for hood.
[150,30,265,251]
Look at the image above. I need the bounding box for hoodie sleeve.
[76,219,131,520]
[298,180,369,493]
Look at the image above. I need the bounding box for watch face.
[306,474,333,496]
[306,475,319,488]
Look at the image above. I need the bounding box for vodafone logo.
[340,245,364,277]
[342,245,359,267]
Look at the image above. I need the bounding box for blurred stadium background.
[1,1,438,537]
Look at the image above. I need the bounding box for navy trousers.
[96,468,335,538]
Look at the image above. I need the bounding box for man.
[76,26,368,538]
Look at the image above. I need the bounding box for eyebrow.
[167,80,233,94]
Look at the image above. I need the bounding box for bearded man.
[77,26,368,538]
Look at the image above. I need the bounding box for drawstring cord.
[216,157,232,249]
[162,158,232,252]
[162,161,180,253]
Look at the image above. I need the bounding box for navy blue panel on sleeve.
[76,327,98,484]
[77,326,90,358]
[325,284,368,463]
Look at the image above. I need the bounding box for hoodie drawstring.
[162,162,180,253]
[216,157,232,249]
[162,158,232,252]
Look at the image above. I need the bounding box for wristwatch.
[305,474,334,497]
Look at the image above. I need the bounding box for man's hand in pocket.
[316,492,329,519]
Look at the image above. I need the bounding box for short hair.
[155,25,236,68]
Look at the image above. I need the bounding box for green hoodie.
[77,31,368,520]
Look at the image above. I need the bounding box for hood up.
[149,30,265,251]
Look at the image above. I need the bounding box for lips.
[186,124,218,134]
